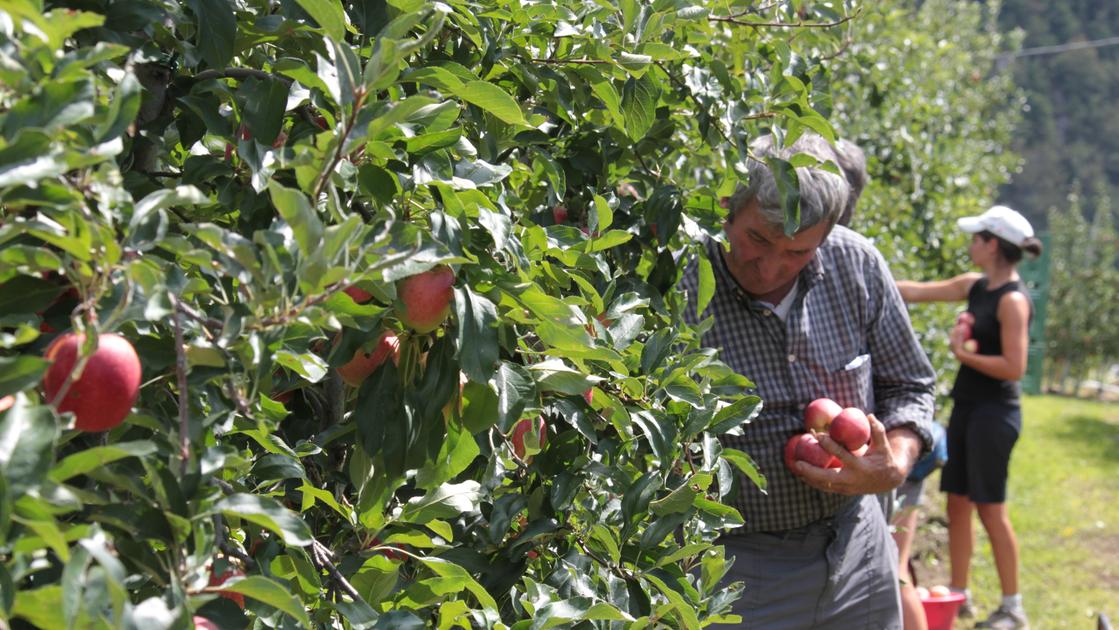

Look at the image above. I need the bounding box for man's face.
[722,200,830,302]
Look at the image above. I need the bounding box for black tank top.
[950,278,1032,404]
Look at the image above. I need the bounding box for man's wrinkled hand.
[794,414,908,495]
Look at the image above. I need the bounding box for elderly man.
[682,133,936,629]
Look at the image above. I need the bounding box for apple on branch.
[208,566,245,608]
[511,417,547,462]
[42,332,142,432]
[336,331,400,387]
[396,266,455,333]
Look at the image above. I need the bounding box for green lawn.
[914,395,1119,628]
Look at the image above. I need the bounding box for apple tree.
[0,0,856,627]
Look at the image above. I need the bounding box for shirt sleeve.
[865,248,937,456]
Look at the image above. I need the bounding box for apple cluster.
[955,311,978,353]
[784,397,871,472]
[335,265,455,387]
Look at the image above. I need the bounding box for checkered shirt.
[681,226,936,533]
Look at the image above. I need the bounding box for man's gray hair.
[727,133,850,233]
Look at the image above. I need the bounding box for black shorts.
[939,399,1021,503]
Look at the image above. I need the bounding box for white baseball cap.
[957,205,1035,247]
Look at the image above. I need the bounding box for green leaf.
[720,448,766,493]
[0,275,62,316]
[708,395,763,434]
[621,74,657,141]
[493,362,535,432]
[766,156,801,236]
[0,245,62,273]
[49,441,158,482]
[186,0,236,68]
[650,473,711,516]
[274,349,329,383]
[95,72,141,143]
[268,182,325,258]
[401,480,481,523]
[0,356,49,398]
[0,397,58,494]
[130,185,206,232]
[696,255,715,318]
[217,575,313,628]
[353,359,403,458]
[414,556,499,612]
[453,286,499,383]
[454,81,527,126]
[240,77,289,145]
[294,0,346,41]
[11,585,64,629]
[212,494,313,546]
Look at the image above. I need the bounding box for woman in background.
[897,205,1043,630]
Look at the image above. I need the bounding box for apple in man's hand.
[829,407,871,451]
[795,433,840,469]
[804,397,843,432]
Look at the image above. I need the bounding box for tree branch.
[194,68,293,84]
[708,10,860,29]
[311,540,365,603]
[170,295,190,477]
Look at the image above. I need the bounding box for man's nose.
[754,256,782,283]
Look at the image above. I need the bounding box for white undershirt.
[757,277,800,322]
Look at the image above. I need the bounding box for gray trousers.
[714,495,902,629]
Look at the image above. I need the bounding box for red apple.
[344,286,374,303]
[0,395,12,413]
[851,443,869,457]
[582,389,593,405]
[208,567,245,608]
[367,537,406,561]
[795,434,840,469]
[511,417,547,461]
[963,339,979,353]
[804,397,842,432]
[955,321,972,340]
[956,311,975,326]
[336,331,400,387]
[784,433,814,471]
[829,407,871,451]
[42,333,142,432]
[396,266,455,333]
[193,616,220,630]
[552,205,569,223]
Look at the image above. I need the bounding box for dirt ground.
[905,483,952,591]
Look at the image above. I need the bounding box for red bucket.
[920,592,966,630]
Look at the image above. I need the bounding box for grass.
[911,395,1119,628]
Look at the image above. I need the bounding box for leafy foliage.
[1043,183,1118,395]
[0,0,861,627]
[828,0,1026,395]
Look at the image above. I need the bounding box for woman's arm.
[895,272,981,304]
[953,291,1031,381]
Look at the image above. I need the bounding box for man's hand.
[794,415,921,495]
